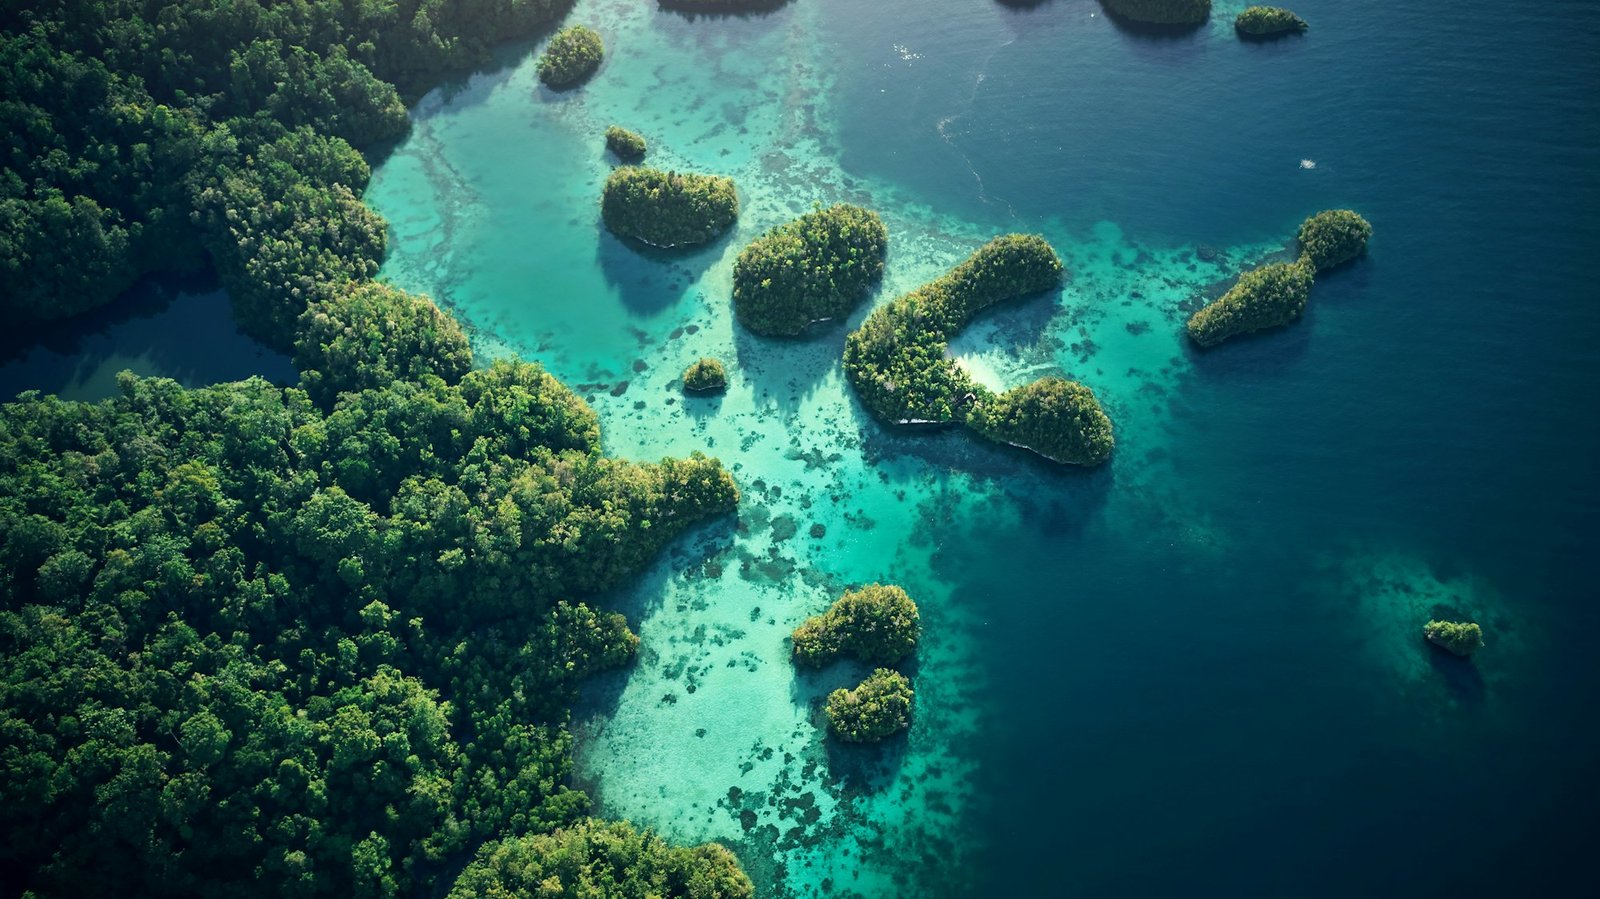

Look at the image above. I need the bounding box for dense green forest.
[732,204,887,337]
[601,167,739,248]
[605,125,648,161]
[0,0,579,343]
[0,2,758,896]
[1188,210,1371,347]
[791,584,920,669]
[1235,6,1309,36]
[844,234,1064,426]
[824,669,914,744]
[536,24,603,89]
[0,356,742,896]
[966,378,1115,467]
[1186,259,1315,347]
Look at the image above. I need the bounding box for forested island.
[843,235,1115,465]
[602,167,740,248]
[683,357,728,393]
[1187,210,1371,347]
[733,204,888,337]
[1235,6,1310,37]
[825,669,915,743]
[537,24,604,89]
[0,2,757,896]
[1186,260,1315,348]
[606,125,649,161]
[1424,620,1485,657]
[1099,0,1212,27]
[792,584,921,668]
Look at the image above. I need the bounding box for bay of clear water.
[16,0,1600,895]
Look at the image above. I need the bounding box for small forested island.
[1297,209,1373,272]
[1099,0,1212,26]
[843,235,1115,465]
[683,357,728,393]
[1424,620,1486,657]
[1188,209,1373,347]
[845,234,1063,425]
[1186,260,1315,348]
[537,24,604,89]
[966,378,1116,467]
[733,204,888,336]
[602,167,740,248]
[1235,6,1309,36]
[448,820,753,898]
[606,125,649,161]
[792,584,922,668]
[826,669,915,743]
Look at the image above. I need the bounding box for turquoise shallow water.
[14,0,1593,895]
[361,1,1600,895]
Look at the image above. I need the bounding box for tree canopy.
[792,584,921,669]
[0,0,572,339]
[732,204,887,337]
[602,167,740,248]
[447,819,754,899]
[0,359,740,897]
[538,25,604,89]
[825,669,914,743]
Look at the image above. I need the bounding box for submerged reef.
[683,357,728,393]
[792,584,922,668]
[602,167,739,248]
[537,25,604,88]
[1424,620,1485,657]
[733,204,888,337]
[844,235,1114,465]
[605,125,648,161]
[1099,0,1212,26]
[1188,209,1372,347]
[1235,6,1309,36]
[825,669,915,743]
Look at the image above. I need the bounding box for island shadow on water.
[597,228,730,316]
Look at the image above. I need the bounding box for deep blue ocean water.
[7,1,1598,895]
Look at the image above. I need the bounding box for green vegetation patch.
[606,125,648,161]
[1,0,572,340]
[1297,209,1373,272]
[826,669,915,743]
[733,204,888,336]
[295,281,472,407]
[792,584,921,668]
[1235,6,1309,36]
[0,359,740,896]
[1424,620,1485,657]
[966,378,1115,466]
[1099,0,1212,26]
[683,357,728,393]
[448,820,753,899]
[844,234,1062,425]
[1186,260,1314,348]
[842,234,1112,465]
[602,167,740,248]
[537,25,604,89]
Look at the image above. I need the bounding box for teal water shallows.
[367,0,1600,895]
